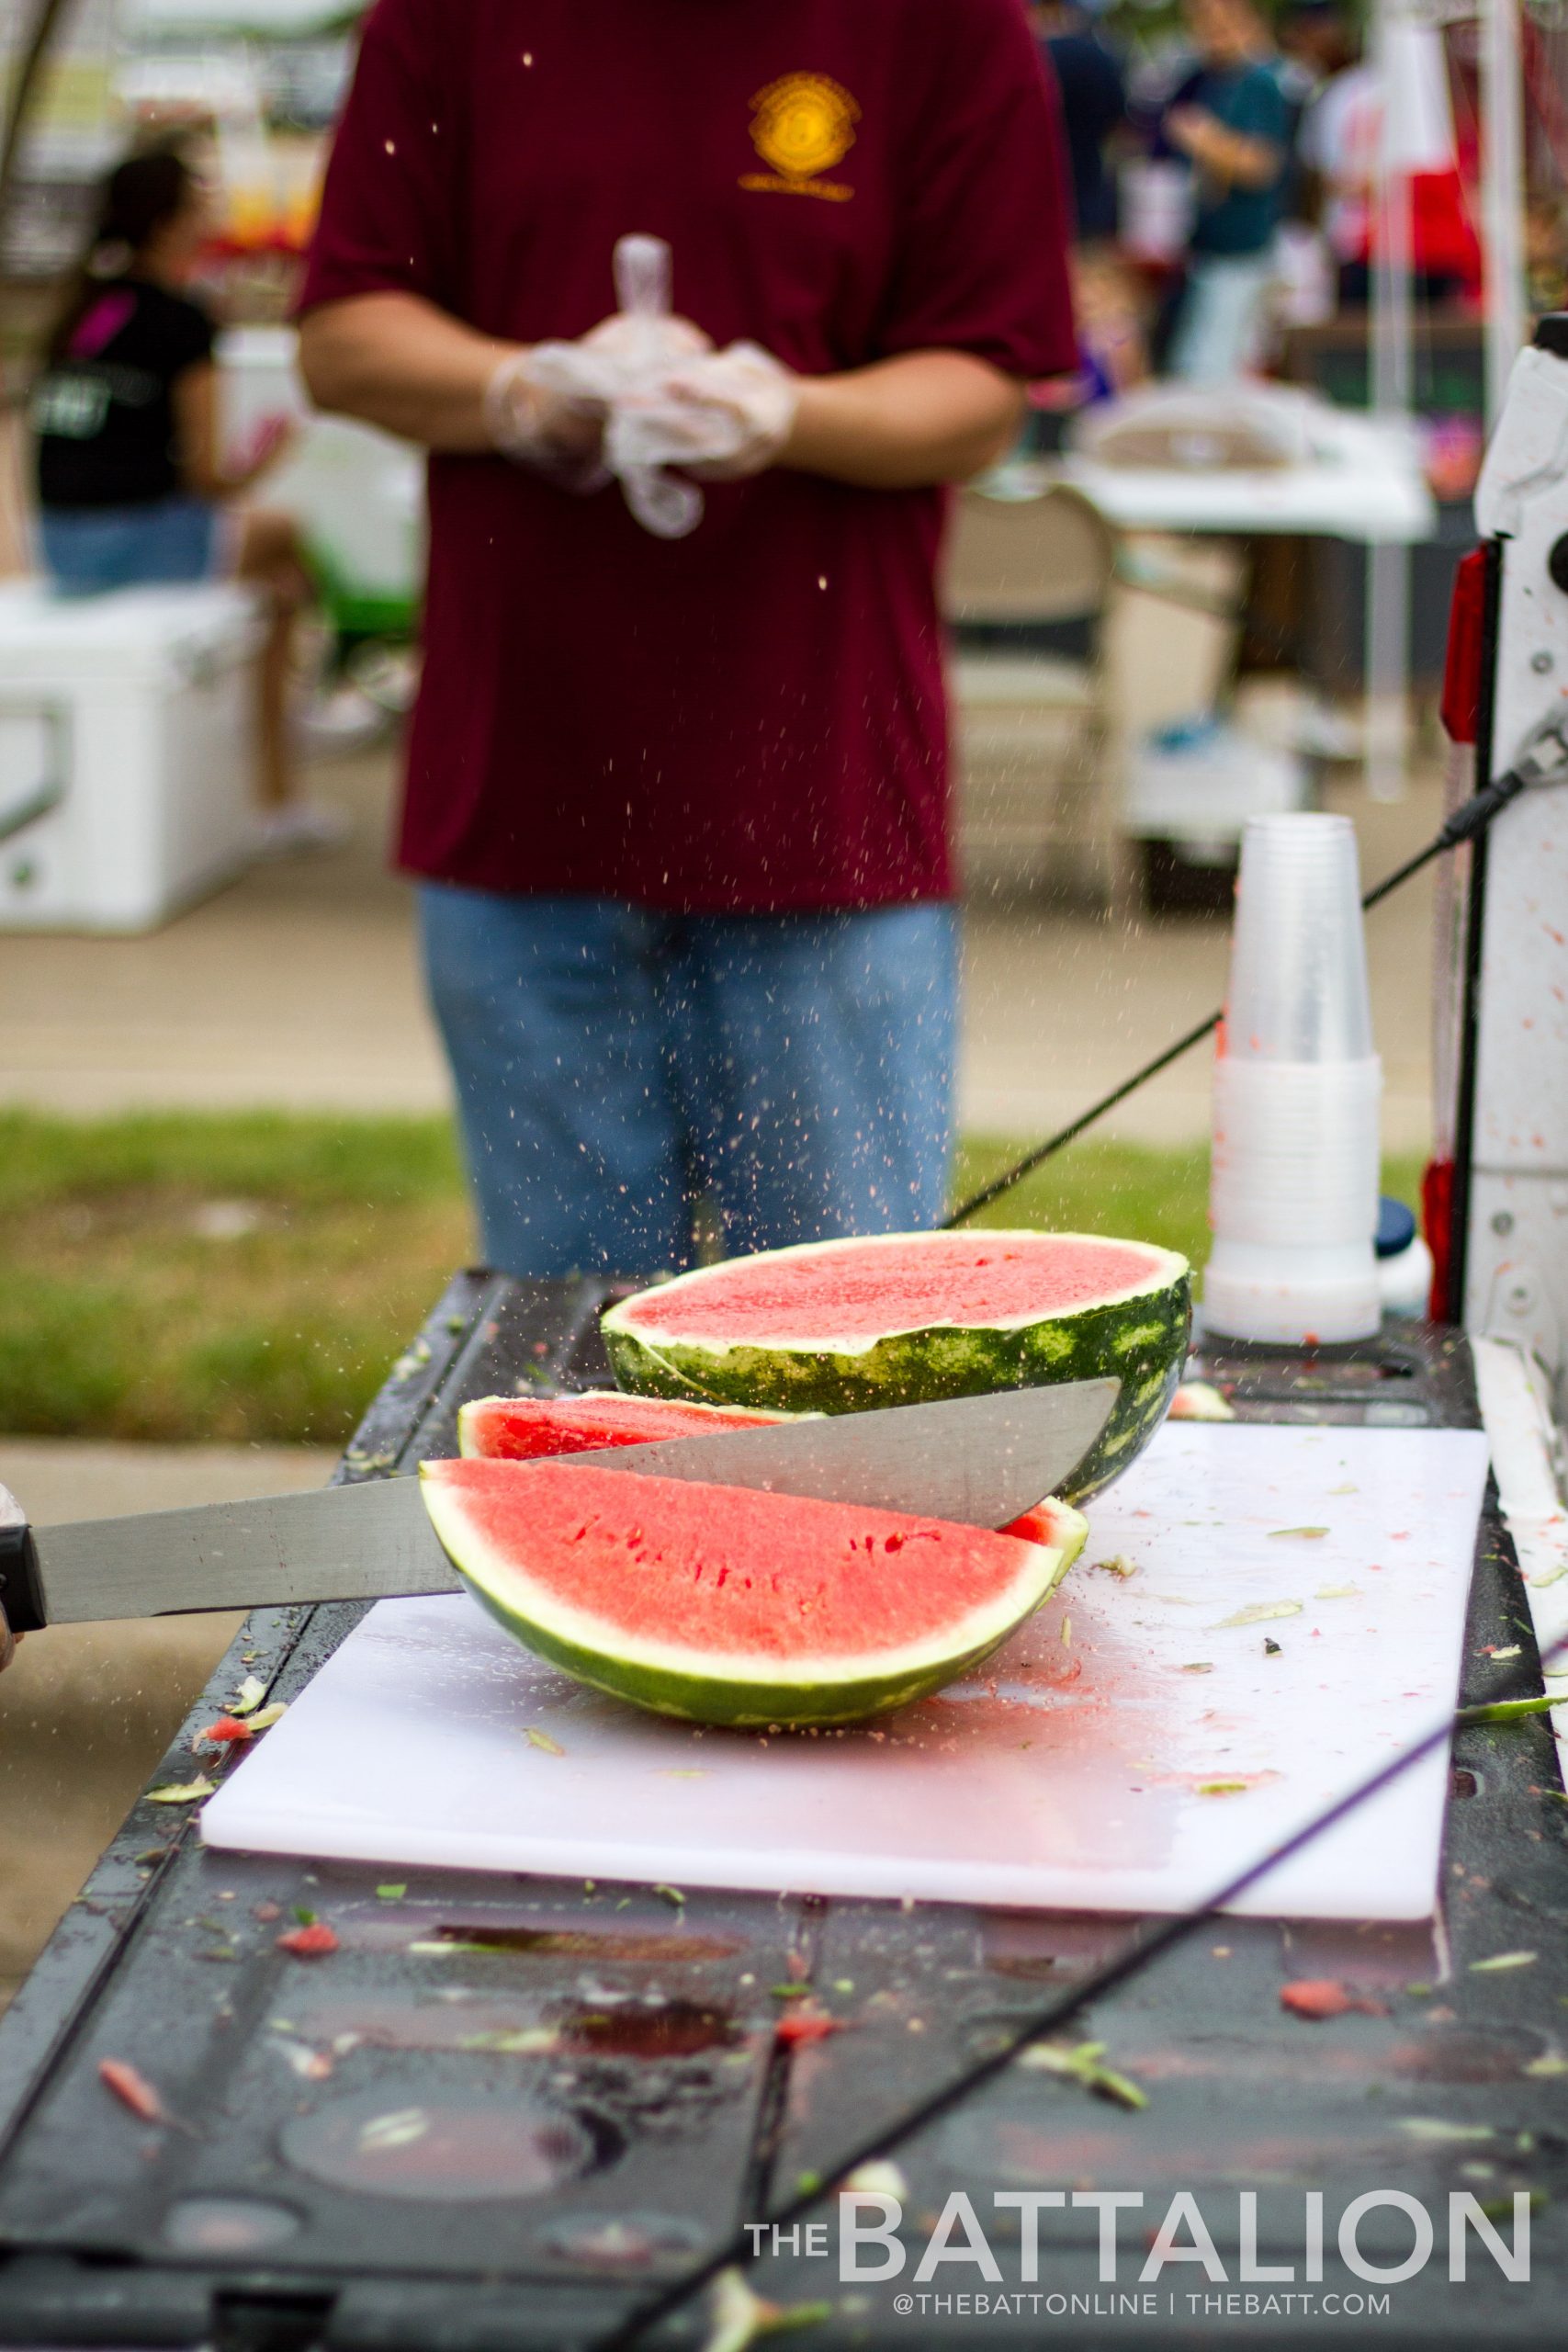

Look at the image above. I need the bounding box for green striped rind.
[421,1471,1088,1730]
[601,1234,1191,1505]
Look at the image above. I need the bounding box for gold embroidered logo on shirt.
[741,74,859,202]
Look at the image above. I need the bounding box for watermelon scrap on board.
[458,1389,795,1461]
[600,1230,1190,1503]
[420,1457,1089,1730]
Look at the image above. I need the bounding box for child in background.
[1073,243,1151,402]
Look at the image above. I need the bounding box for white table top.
[1055,407,1438,545]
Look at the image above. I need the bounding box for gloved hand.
[576,307,712,374]
[484,237,795,533]
[482,347,614,491]
[486,233,712,493]
[625,341,801,481]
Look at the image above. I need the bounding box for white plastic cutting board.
[202,1424,1490,1920]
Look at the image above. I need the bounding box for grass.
[0,1111,1426,1450]
[0,1111,471,1448]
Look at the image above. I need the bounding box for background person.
[1296,40,1481,311]
[1157,0,1291,380]
[1032,0,1128,243]
[298,0,1076,1281]
[30,145,343,854]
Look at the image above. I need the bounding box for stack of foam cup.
[1203,812,1382,1345]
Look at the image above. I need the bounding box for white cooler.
[0,581,265,933]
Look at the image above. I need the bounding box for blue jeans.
[38,495,220,595]
[1168,249,1278,383]
[418,888,958,1278]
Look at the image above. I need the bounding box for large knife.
[0,1379,1118,1633]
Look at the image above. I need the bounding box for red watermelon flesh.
[458,1390,788,1462]
[420,1457,1089,1727]
[613,1231,1171,1342]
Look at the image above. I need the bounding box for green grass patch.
[0,1111,472,1447]
[0,1111,1427,1448]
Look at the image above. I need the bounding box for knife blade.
[1,1378,1118,1630]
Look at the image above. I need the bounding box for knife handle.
[0,1484,46,1641]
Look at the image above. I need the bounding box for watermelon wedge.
[600,1230,1190,1503]
[458,1390,793,1461]
[420,1458,1089,1729]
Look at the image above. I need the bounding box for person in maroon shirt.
[299,0,1074,1278]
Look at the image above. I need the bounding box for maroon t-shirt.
[300,0,1075,910]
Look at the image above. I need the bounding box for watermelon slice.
[458,1390,793,1462]
[600,1230,1190,1503]
[420,1457,1089,1729]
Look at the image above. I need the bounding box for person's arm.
[781,349,1026,489]
[298,290,519,451]
[1164,103,1280,190]
[172,360,294,500]
[302,294,1022,488]
[299,289,711,475]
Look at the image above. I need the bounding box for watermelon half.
[420,1457,1089,1729]
[458,1390,793,1461]
[600,1230,1190,1503]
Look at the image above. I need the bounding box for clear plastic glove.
[491,235,713,514]
[482,350,614,491]
[625,342,801,482]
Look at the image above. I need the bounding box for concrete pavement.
[0,1439,334,2013]
[0,740,1442,1148]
